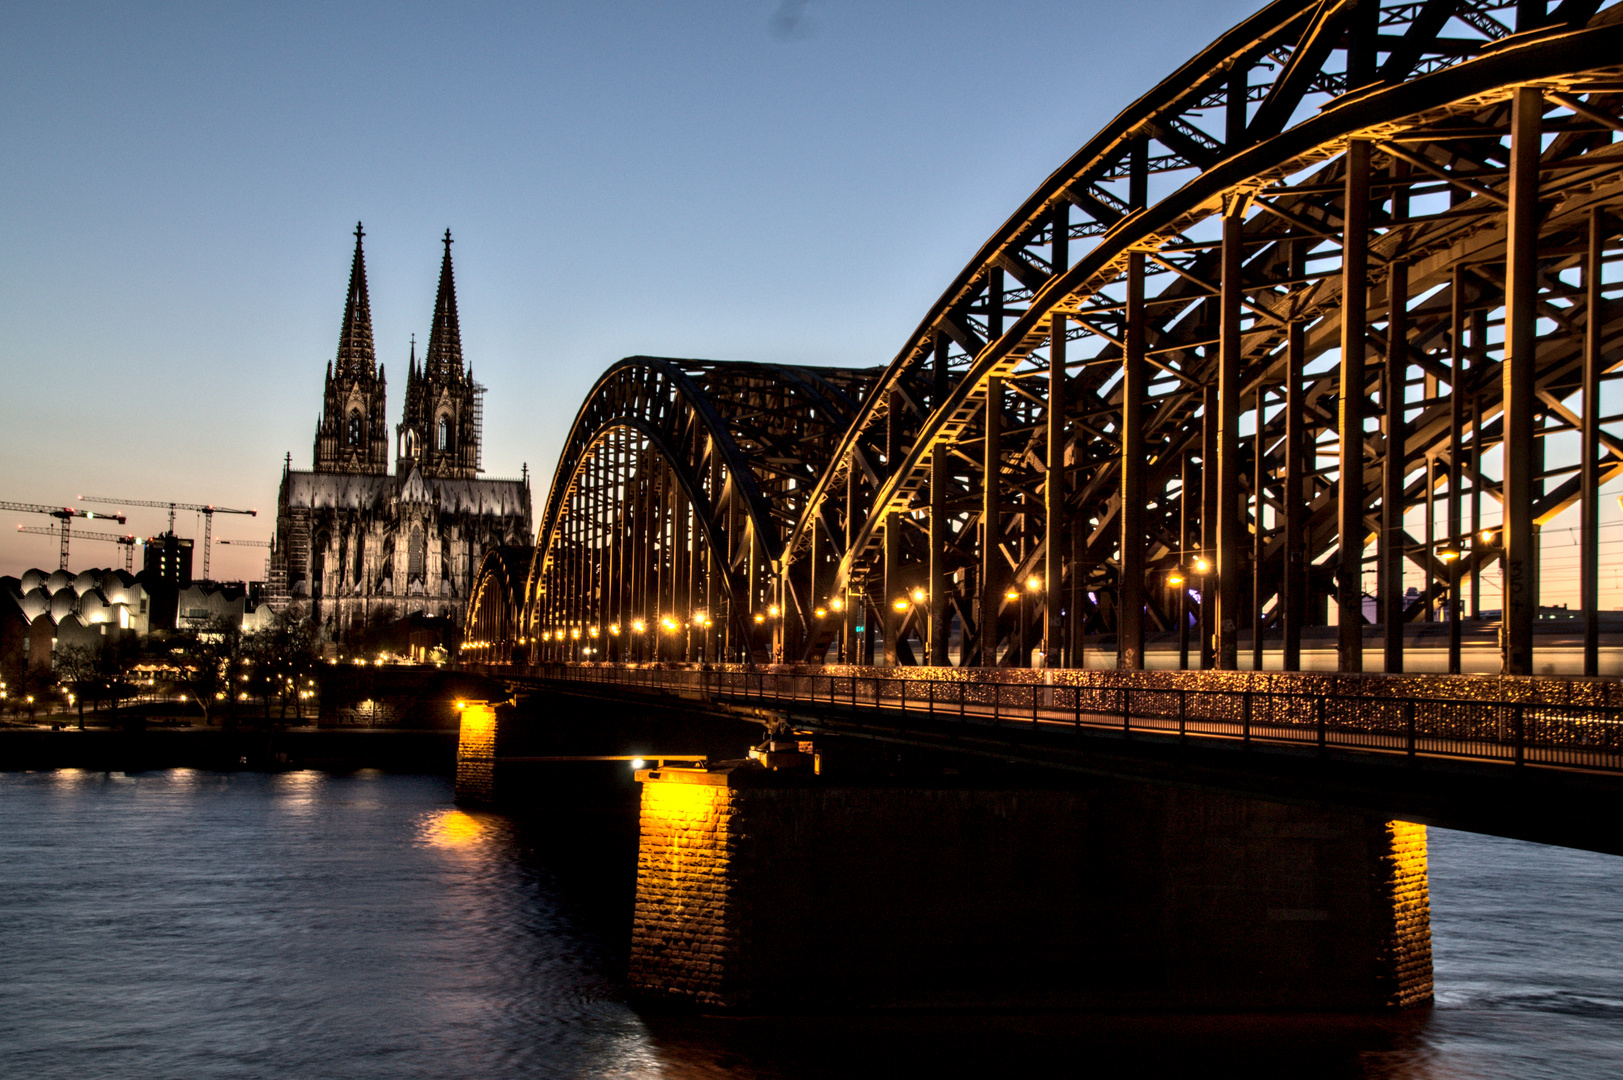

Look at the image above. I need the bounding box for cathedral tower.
[314,223,390,474]
[397,230,482,479]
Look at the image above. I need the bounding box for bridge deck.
[502,662,1623,775]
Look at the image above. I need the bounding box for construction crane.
[16,526,141,572]
[1,502,127,570]
[218,539,273,583]
[78,496,256,579]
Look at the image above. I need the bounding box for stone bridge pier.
[457,701,1430,1012]
[626,762,1430,1013]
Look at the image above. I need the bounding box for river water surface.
[1,769,1619,1079]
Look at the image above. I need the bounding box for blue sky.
[0,0,1260,581]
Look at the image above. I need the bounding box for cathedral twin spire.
[314,224,479,479]
[422,230,465,383]
[335,221,377,378]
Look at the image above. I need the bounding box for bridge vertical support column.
[1120,142,1148,670]
[1382,254,1409,674]
[628,765,1432,1012]
[1179,453,1194,669]
[1252,386,1267,672]
[1045,312,1067,670]
[807,509,821,659]
[1200,383,1218,669]
[1339,139,1371,673]
[930,332,951,667]
[883,510,901,666]
[981,376,1004,668]
[1448,268,1465,674]
[1470,377,1484,620]
[707,443,721,661]
[1583,211,1605,676]
[1216,202,1245,670]
[687,499,701,662]
[842,467,857,663]
[1502,86,1542,676]
[883,388,903,666]
[1119,271,1145,669]
[746,523,761,661]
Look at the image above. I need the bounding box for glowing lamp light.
[632,619,646,633]
[702,616,713,628]
[1480,529,1499,544]
[1194,557,1212,574]
[910,587,926,604]
[661,617,678,632]
[1440,549,1461,562]
[589,626,599,638]
[829,597,844,612]
[609,623,621,636]
[892,598,909,612]
[571,627,581,640]
[767,604,780,618]
[815,607,828,618]
[631,759,647,770]
[1004,588,1020,602]
[1026,576,1042,592]
[754,613,766,624]
[1168,573,1185,587]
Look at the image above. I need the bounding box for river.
[0,769,1618,1079]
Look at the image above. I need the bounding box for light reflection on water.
[0,769,1619,1079]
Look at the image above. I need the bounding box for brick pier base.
[628,764,1431,1011]
[453,702,498,805]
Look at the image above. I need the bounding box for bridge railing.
[520,663,1623,773]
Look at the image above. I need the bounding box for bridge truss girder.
[484,0,1623,678]
[516,356,875,662]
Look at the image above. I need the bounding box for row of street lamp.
[479,528,1506,661]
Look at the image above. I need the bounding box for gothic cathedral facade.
[270,225,532,644]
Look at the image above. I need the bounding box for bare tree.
[53,644,99,729]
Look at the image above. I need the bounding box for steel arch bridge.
[471,0,1623,678]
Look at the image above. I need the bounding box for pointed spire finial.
[423,229,464,380]
[335,223,377,378]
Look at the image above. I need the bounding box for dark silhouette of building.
[141,532,194,630]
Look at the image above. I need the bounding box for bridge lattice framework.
[466,0,1623,679]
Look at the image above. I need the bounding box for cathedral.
[269,224,532,643]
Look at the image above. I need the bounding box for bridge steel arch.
[778,0,1623,676]
[490,0,1623,678]
[464,545,533,663]
[514,356,875,662]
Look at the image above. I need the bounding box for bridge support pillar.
[453,701,499,805]
[628,764,1431,1012]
